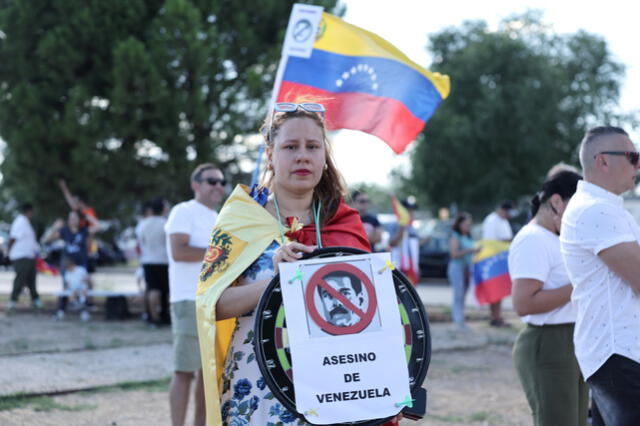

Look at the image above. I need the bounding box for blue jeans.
[589,354,640,426]
[447,261,469,325]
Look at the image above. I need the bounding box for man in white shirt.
[139,198,170,326]
[7,203,41,311]
[165,163,225,426]
[482,201,514,326]
[482,202,514,241]
[560,126,640,425]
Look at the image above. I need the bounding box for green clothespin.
[395,395,414,408]
[288,266,304,284]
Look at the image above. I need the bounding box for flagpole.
[251,54,288,187]
[251,3,324,188]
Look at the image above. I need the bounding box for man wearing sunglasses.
[165,163,226,426]
[560,126,640,425]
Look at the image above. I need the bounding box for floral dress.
[220,230,307,424]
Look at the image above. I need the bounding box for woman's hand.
[272,242,316,273]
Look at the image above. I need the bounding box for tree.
[409,11,631,215]
[0,0,340,228]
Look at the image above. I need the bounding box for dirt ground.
[0,302,532,426]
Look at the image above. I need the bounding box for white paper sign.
[279,253,411,424]
[282,3,324,58]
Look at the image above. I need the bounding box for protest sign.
[279,252,411,424]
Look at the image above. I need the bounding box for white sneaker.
[80,311,90,322]
[54,310,65,321]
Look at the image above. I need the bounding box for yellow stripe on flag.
[473,240,510,262]
[313,13,450,99]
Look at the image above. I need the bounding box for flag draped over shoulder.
[278,13,450,154]
[472,240,511,305]
[196,185,371,425]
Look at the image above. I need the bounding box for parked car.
[377,214,450,279]
[418,234,449,278]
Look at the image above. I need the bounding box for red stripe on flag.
[278,82,425,154]
[474,273,511,305]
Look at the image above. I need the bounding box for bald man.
[560,126,640,425]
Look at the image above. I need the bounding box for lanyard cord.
[272,194,323,248]
[314,200,323,249]
[272,194,287,245]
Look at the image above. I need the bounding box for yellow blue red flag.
[278,12,450,154]
[472,240,511,305]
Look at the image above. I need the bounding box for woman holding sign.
[195,102,371,425]
[509,170,588,426]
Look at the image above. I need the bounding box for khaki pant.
[513,323,589,426]
[170,300,201,372]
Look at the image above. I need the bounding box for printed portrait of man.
[317,271,366,327]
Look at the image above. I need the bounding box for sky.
[332,0,640,187]
[1,2,637,188]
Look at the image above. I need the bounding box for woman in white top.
[509,170,588,426]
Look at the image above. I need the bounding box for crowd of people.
[4,99,640,425]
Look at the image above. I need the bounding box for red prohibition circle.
[305,263,377,335]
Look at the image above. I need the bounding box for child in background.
[56,257,92,321]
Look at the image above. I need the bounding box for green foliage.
[0,0,339,228]
[410,11,632,214]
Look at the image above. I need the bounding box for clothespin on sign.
[378,260,396,274]
[304,408,319,417]
[288,266,304,284]
[395,395,414,408]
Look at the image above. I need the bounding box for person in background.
[560,126,640,425]
[58,179,99,273]
[139,197,170,327]
[7,203,41,311]
[389,197,428,284]
[135,201,153,322]
[165,163,225,426]
[44,210,99,320]
[352,190,382,250]
[447,212,478,330]
[546,161,580,179]
[510,170,587,426]
[482,201,514,326]
[58,256,92,322]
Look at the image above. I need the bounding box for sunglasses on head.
[596,151,640,166]
[269,102,326,141]
[200,177,226,186]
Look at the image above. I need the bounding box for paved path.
[0,269,512,309]
[1,344,173,396]
[0,269,517,397]
[0,322,517,397]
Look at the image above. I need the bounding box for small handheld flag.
[472,240,511,305]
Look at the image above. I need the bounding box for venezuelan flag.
[472,240,511,305]
[278,13,450,154]
[35,255,60,276]
[391,196,412,226]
